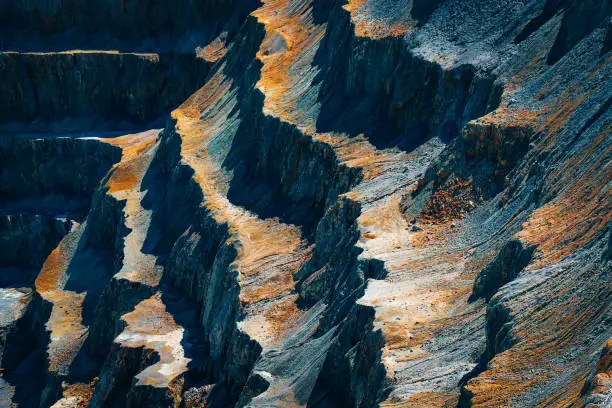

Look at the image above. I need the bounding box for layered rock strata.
[0,0,610,407]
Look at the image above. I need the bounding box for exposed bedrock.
[292,196,390,407]
[460,235,611,407]
[470,240,536,301]
[0,0,609,407]
[0,136,119,289]
[65,121,239,406]
[34,205,124,406]
[119,16,383,403]
[414,116,535,205]
[309,305,389,407]
[162,210,260,405]
[142,125,204,257]
[0,134,135,406]
[547,0,612,64]
[0,52,210,131]
[301,201,390,407]
[0,136,121,217]
[88,344,162,408]
[143,123,265,405]
[0,131,160,407]
[0,0,259,51]
[226,110,362,235]
[208,16,364,235]
[1,291,52,408]
[0,215,70,287]
[312,0,501,151]
[188,2,505,406]
[83,276,156,372]
[296,197,386,333]
[68,136,164,375]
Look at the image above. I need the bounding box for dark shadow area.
[2,293,53,408]
[0,195,93,222]
[68,278,155,385]
[0,267,39,289]
[547,0,612,64]
[310,0,499,152]
[0,136,121,218]
[0,214,70,288]
[0,0,259,52]
[139,132,204,263]
[159,288,211,400]
[469,240,536,302]
[456,240,532,407]
[0,0,261,134]
[307,305,390,408]
[99,346,160,408]
[95,125,212,402]
[225,101,362,237]
[514,0,571,44]
[456,299,515,408]
[217,18,362,237]
[602,21,612,55]
[411,0,446,25]
[0,52,210,133]
[63,244,115,324]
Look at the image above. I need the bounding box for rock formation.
[0,0,610,407]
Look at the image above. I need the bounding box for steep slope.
[0,0,610,407]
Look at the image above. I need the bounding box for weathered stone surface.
[0,0,610,407]
[0,52,209,131]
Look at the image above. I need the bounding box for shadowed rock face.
[0,52,210,131]
[0,1,610,408]
[0,0,259,51]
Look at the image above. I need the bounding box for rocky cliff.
[0,0,610,407]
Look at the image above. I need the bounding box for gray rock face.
[471,240,536,301]
[0,0,610,407]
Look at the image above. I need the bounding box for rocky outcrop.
[0,52,209,131]
[314,0,500,150]
[0,0,610,407]
[0,136,120,217]
[547,0,612,63]
[470,240,536,301]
